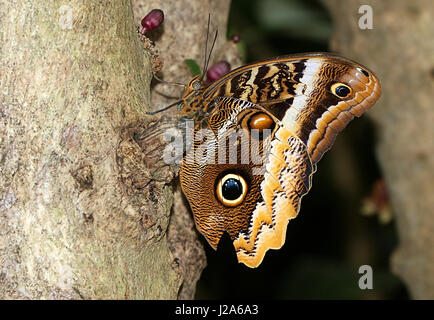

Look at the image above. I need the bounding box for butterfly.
[173,53,381,268]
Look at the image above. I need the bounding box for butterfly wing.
[233,118,314,268]
[180,97,314,267]
[179,53,381,268]
[200,53,381,163]
[179,98,274,249]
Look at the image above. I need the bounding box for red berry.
[231,34,240,43]
[140,9,164,34]
[205,61,231,84]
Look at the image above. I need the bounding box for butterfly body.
[177,53,381,268]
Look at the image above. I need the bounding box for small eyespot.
[249,112,274,131]
[216,173,248,207]
[248,112,275,140]
[358,68,370,77]
[331,83,352,98]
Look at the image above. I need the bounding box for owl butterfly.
[176,53,381,268]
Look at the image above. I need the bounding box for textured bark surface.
[0,0,234,299]
[323,0,434,299]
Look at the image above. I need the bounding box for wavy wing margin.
[234,126,314,268]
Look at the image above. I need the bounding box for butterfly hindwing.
[179,97,314,267]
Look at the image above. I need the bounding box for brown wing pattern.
[178,53,381,268]
[182,53,381,164]
[233,124,313,267]
[179,98,274,249]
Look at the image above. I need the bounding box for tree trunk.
[323,0,434,299]
[0,0,234,299]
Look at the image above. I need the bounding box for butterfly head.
[177,75,208,118]
[185,75,205,93]
[179,75,205,102]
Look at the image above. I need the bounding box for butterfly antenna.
[202,29,218,81]
[146,99,183,115]
[201,14,212,81]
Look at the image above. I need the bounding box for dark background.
[195,0,408,299]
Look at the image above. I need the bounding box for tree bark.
[323,0,434,299]
[0,0,235,299]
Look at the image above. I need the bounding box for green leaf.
[184,59,201,76]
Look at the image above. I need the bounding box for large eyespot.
[331,83,352,98]
[249,112,275,140]
[216,173,248,207]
